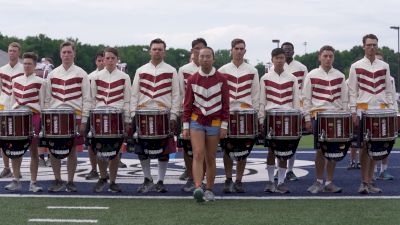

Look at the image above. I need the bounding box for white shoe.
[29,182,43,192]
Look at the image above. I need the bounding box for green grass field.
[1,197,400,225]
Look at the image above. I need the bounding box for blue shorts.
[190,120,220,136]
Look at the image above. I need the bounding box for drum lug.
[267,128,273,138]
[364,129,370,141]
[319,129,325,142]
[39,130,44,138]
[87,131,93,138]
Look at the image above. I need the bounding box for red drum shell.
[265,109,301,140]
[0,109,32,138]
[228,109,258,138]
[363,109,397,141]
[136,109,170,139]
[42,108,75,138]
[317,111,352,142]
[90,107,124,138]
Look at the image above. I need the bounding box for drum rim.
[41,108,75,113]
[90,108,124,113]
[229,109,258,114]
[135,109,170,115]
[363,109,397,115]
[0,109,32,115]
[266,109,301,114]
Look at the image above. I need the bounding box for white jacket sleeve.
[81,71,91,123]
[130,70,140,118]
[258,76,266,124]
[348,65,358,113]
[123,75,132,123]
[170,69,180,120]
[251,69,260,111]
[302,73,312,122]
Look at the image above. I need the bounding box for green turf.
[2,197,400,225]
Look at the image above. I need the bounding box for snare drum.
[0,109,32,139]
[90,107,124,138]
[363,109,397,141]
[265,109,302,140]
[228,109,258,138]
[41,108,76,138]
[136,109,170,139]
[317,111,352,142]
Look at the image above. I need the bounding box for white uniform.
[0,62,24,110]
[91,68,131,122]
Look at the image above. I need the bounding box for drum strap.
[356,103,387,110]
[311,109,327,118]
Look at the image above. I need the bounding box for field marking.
[28,218,97,223]
[4,194,400,200]
[47,206,109,210]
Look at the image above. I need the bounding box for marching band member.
[44,41,91,192]
[85,51,105,181]
[348,34,395,194]
[5,52,45,192]
[260,48,300,194]
[183,47,229,202]
[0,42,24,179]
[130,38,180,193]
[177,38,207,192]
[374,51,396,181]
[90,47,131,193]
[303,45,348,194]
[281,42,308,181]
[218,38,259,193]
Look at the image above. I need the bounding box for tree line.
[1,33,399,86]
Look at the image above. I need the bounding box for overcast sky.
[1,0,400,64]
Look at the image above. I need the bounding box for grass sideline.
[2,197,400,225]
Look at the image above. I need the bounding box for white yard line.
[28,219,97,223]
[47,206,109,210]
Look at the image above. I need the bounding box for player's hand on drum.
[182,129,190,139]
[306,121,312,132]
[220,128,227,139]
[170,119,177,135]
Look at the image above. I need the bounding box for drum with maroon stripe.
[362,109,397,160]
[0,109,33,158]
[134,109,171,159]
[264,109,302,160]
[222,109,258,161]
[89,106,125,160]
[317,111,352,161]
[40,108,76,159]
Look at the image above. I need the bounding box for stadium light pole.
[272,39,280,48]
[390,26,400,90]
